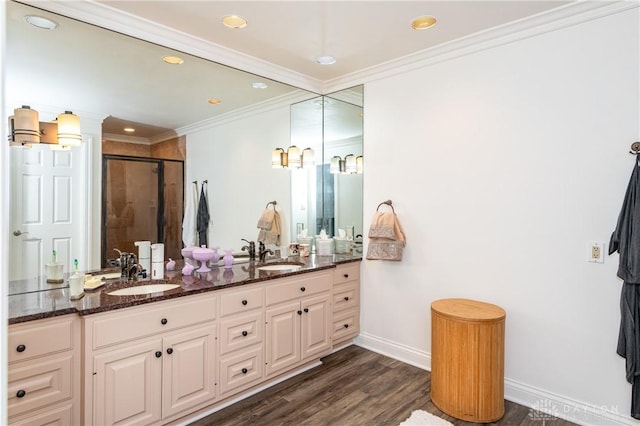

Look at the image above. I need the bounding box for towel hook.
[630,142,640,155]
[376,200,395,213]
[265,200,277,210]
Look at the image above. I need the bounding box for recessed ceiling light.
[123,127,135,133]
[252,82,268,89]
[208,99,222,105]
[222,15,247,29]
[411,15,437,30]
[162,56,184,65]
[316,56,336,65]
[25,15,58,30]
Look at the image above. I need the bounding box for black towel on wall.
[196,184,210,247]
[610,155,640,419]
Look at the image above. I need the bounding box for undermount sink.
[107,284,180,296]
[256,263,303,272]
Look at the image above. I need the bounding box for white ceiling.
[6,0,580,140]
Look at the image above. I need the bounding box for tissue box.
[316,239,333,256]
[334,238,353,254]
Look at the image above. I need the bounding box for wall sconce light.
[330,154,363,175]
[272,145,315,169]
[8,105,82,149]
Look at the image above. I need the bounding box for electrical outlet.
[588,241,604,263]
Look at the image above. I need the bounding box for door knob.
[13,230,28,236]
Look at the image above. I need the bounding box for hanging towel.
[181,183,198,247]
[610,155,640,419]
[257,209,276,230]
[367,209,406,261]
[196,184,210,247]
[257,211,281,246]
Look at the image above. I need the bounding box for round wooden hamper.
[430,298,506,423]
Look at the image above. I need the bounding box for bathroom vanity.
[7,255,361,425]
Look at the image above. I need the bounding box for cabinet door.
[162,325,217,419]
[301,293,332,360]
[93,340,162,426]
[265,301,301,376]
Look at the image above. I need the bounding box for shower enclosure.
[101,155,184,268]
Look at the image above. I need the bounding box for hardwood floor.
[188,345,576,426]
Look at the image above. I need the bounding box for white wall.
[358,6,639,425]
[186,106,292,253]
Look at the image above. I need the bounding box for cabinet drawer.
[219,311,264,355]
[219,345,264,396]
[9,316,75,363]
[333,263,360,285]
[8,353,73,418]
[266,271,331,306]
[9,402,73,426]
[332,308,360,343]
[91,293,217,349]
[333,282,359,313]
[220,286,263,317]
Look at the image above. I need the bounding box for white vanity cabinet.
[332,263,361,345]
[7,315,81,425]
[265,270,332,376]
[83,293,218,425]
[217,284,265,398]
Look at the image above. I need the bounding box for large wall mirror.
[290,86,363,243]
[4,0,363,283]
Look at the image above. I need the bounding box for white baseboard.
[355,332,635,426]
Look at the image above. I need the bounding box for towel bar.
[376,200,394,213]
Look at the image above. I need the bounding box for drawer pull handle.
[167,348,173,355]
[241,299,248,305]
[155,351,162,358]
[242,368,248,374]
[161,318,168,325]
[343,324,349,329]
[344,296,349,301]
[300,287,306,292]
[16,344,26,353]
[297,310,302,315]
[242,331,248,337]
[343,273,349,278]
[303,308,309,313]
[16,390,26,398]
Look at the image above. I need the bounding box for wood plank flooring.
[188,345,576,426]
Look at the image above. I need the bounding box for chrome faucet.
[241,239,256,261]
[258,241,274,263]
[113,249,143,280]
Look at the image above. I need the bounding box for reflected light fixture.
[8,105,82,149]
[162,55,184,65]
[25,15,58,30]
[272,146,315,170]
[330,154,363,175]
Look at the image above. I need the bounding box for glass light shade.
[302,147,315,168]
[345,154,357,174]
[330,156,341,174]
[287,145,301,168]
[356,156,364,174]
[272,148,285,168]
[11,106,40,146]
[56,111,82,146]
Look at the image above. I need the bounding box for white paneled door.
[10,144,86,280]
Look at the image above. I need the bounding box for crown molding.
[322,0,639,93]
[18,0,324,94]
[173,90,314,138]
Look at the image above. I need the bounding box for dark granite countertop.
[8,254,361,324]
